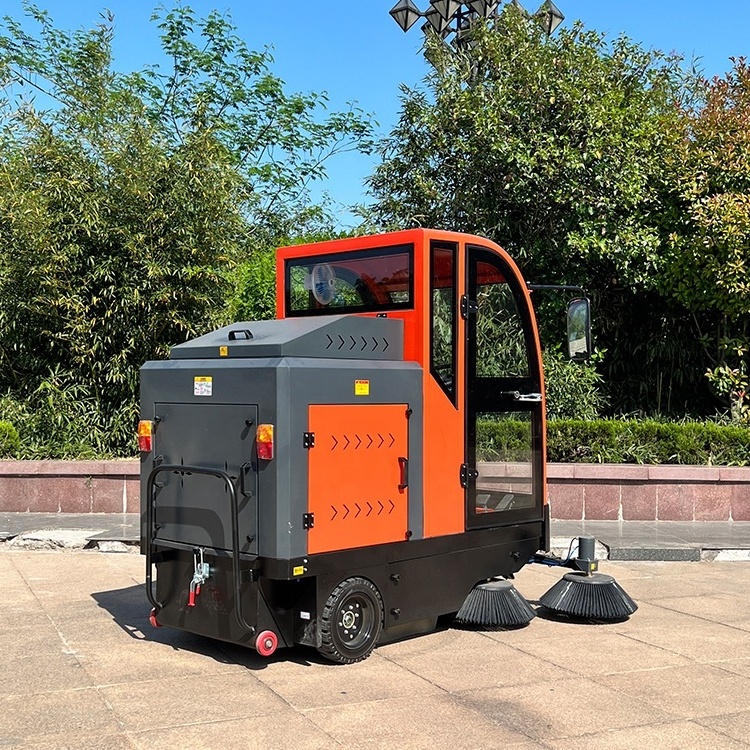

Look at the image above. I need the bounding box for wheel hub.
[339,601,362,639]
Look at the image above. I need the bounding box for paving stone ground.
[3,549,750,749]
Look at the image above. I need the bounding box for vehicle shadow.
[91,583,331,669]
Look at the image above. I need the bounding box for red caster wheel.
[255,630,278,657]
[149,608,163,628]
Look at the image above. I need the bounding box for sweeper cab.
[139,228,635,664]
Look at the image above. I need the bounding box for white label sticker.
[194,377,213,397]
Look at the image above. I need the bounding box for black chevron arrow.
[354,434,362,449]
[343,435,351,450]
[366,434,373,449]
[337,335,345,350]
[388,499,395,514]
[383,338,389,351]
[388,433,395,447]
[325,335,334,349]
[332,435,339,449]
[366,502,373,517]
[377,500,384,515]
[331,505,338,520]
[343,504,350,519]
[372,337,379,350]
[355,503,362,518]
[361,336,367,350]
[377,433,384,448]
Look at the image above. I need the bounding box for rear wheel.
[318,577,383,664]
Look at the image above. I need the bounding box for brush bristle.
[539,572,638,621]
[456,580,536,628]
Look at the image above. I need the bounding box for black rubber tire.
[318,577,384,664]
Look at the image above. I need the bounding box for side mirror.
[567,297,592,361]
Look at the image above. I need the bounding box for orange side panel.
[422,237,465,538]
[307,404,409,555]
[422,378,465,537]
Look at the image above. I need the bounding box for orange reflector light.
[137,420,154,452]
[256,424,274,460]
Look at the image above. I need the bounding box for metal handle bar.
[515,393,543,402]
[398,456,409,491]
[499,391,543,403]
[228,329,253,340]
[145,463,256,637]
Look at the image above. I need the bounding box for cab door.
[463,245,544,529]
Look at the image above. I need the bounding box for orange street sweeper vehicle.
[139,228,631,663]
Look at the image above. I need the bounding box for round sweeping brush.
[455,579,536,628]
[539,571,638,621]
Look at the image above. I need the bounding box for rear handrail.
[145,463,256,636]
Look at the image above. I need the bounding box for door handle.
[499,391,543,403]
[239,461,253,497]
[398,457,409,491]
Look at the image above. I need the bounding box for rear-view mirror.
[567,298,592,361]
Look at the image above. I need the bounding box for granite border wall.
[547,464,750,522]
[0,461,748,521]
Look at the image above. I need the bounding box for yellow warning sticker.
[355,379,370,396]
[194,377,213,397]
[292,565,305,577]
[219,346,228,357]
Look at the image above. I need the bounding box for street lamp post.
[389,0,564,43]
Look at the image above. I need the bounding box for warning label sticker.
[355,380,370,396]
[194,376,213,397]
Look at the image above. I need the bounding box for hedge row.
[1,417,747,466]
[478,419,750,466]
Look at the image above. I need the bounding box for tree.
[367,9,710,415]
[0,4,373,455]
[663,58,750,422]
[369,11,688,281]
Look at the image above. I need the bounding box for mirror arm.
[527,283,588,296]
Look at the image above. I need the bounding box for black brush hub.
[540,571,638,621]
[571,535,599,574]
[456,579,536,629]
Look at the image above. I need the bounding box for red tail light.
[137,420,154,452]
[256,424,274,460]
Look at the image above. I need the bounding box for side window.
[475,260,530,379]
[430,241,457,402]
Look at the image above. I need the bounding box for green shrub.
[477,418,532,462]
[479,418,750,465]
[545,419,619,462]
[542,350,606,420]
[546,419,750,465]
[0,420,20,457]
[226,248,278,323]
[0,376,135,460]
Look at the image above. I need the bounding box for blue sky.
[2,1,748,226]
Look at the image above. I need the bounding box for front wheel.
[318,577,383,664]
